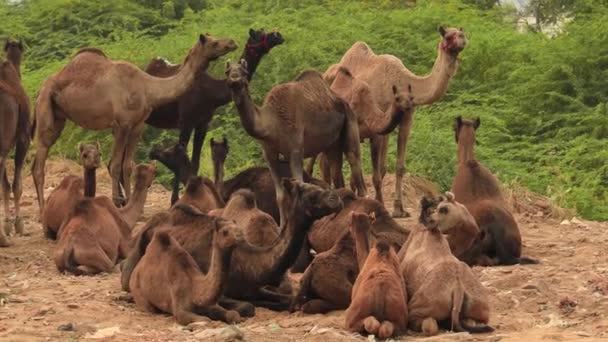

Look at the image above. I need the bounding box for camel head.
[426,192,476,234]
[392,84,415,112]
[79,143,101,170]
[453,116,480,143]
[210,137,229,165]
[133,163,156,189]
[281,178,343,220]
[418,195,442,231]
[213,217,245,250]
[196,33,237,62]
[149,143,191,175]
[246,28,284,57]
[4,39,24,62]
[438,26,467,56]
[225,59,249,89]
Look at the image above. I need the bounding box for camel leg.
[109,127,130,207]
[0,160,12,246]
[305,155,317,176]
[392,111,414,218]
[288,150,304,183]
[219,297,256,318]
[370,135,384,203]
[32,116,66,218]
[169,126,195,205]
[121,124,144,204]
[13,135,29,236]
[319,153,336,186]
[264,148,287,226]
[191,123,207,175]
[196,304,243,324]
[326,148,344,189]
[343,121,367,197]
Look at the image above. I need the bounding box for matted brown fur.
[398,197,493,336]
[130,224,244,325]
[345,212,407,339]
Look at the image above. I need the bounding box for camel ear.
[3,40,8,52]
[420,196,434,210]
[249,28,256,38]
[240,58,248,70]
[17,39,23,50]
[439,26,447,37]
[444,191,455,202]
[199,34,207,45]
[474,117,481,129]
[79,144,84,153]
[392,85,398,95]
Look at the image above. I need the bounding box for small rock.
[66,303,79,309]
[35,307,55,316]
[186,321,209,332]
[560,220,571,226]
[57,323,75,332]
[221,325,244,341]
[85,326,120,339]
[523,284,539,291]
[575,331,592,337]
[559,297,577,314]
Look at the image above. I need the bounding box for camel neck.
[457,135,475,164]
[402,45,459,106]
[231,85,265,139]
[83,168,96,198]
[7,58,21,79]
[193,242,234,305]
[213,160,224,197]
[351,227,371,269]
[266,205,311,279]
[239,49,264,82]
[365,99,408,135]
[119,180,149,227]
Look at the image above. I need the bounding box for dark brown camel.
[0,39,30,245]
[226,59,366,225]
[145,28,283,205]
[121,179,343,313]
[451,117,537,266]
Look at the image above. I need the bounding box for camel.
[451,116,537,266]
[0,39,30,245]
[54,164,156,275]
[398,196,493,336]
[319,26,467,217]
[121,178,343,313]
[42,143,101,240]
[145,28,283,205]
[345,212,408,339]
[31,34,237,216]
[130,225,244,325]
[225,59,365,225]
[174,176,224,213]
[210,137,228,196]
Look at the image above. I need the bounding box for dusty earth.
[1,160,607,342]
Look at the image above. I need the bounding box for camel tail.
[62,244,86,276]
[452,285,494,334]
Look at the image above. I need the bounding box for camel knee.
[378,321,395,339]
[396,165,406,178]
[421,317,439,336]
[363,316,381,335]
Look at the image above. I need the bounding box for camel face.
[133,163,156,189]
[283,179,343,218]
[79,144,101,170]
[210,137,228,165]
[149,143,189,175]
[198,34,237,61]
[439,27,467,55]
[246,28,284,56]
[4,39,23,63]
[214,218,244,250]
[225,60,249,89]
[453,116,480,143]
[426,192,475,235]
[392,85,415,112]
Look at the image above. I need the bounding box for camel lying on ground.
[451,116,537,266]
[398,195,493,336]
[345,211,408,339]
[130,218,244,325]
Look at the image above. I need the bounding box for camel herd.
[0,26,540,338]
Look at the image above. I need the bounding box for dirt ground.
[1,160,607,342]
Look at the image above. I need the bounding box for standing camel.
[145,28,283,205]
[0,39,30,246]
[31,34,237,216]
[225,59,366,225]
[317,27,467,217]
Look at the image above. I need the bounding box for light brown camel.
[54,164,155,275]
[32,34,237,216]
[0,39,30,245]
[398,196,493,336]
[345,212,408,339]
[225,59,365,225]
[320,27,467,217]
[451,117,537,265]
[42,143,101,240]
[130,226,244,325]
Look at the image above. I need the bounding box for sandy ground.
[1,159,607,342]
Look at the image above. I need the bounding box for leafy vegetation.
[1,0,606,220]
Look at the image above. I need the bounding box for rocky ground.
[1,160,607,342]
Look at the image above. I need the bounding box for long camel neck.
[193,241,234,305]
[211,48,269,106]
[350,225,371,269]
[231,85,265,139]
[365,99,408,135]
[119,179,150,227]
[457,134,475,165]
[83,168,96,198]
[7,55,21,79]
[212,159,225,197]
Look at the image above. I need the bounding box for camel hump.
[156,231,172,249]
[73,47,107,58]
[231,189,257,208]
[337,66,353,78]
[295,69,324,82]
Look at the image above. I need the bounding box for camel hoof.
[14,217,27,236]
[0,235,12,247]
[3,218,14,236]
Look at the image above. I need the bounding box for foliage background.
[1,0,606,220]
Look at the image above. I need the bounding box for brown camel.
[345,212,408,339]
[398,196,493,336]
[210,137,228,196]
[451,117,537,266]
[319,27,467,217]
[42,143,101,240]
[32,34,237,216]
[54,164,156,275]
[225,59,365,225]
[0,39,30,246]
[173,176,224,213]
[145,28,283,205]
[121,178,343,313]
[130,226,244,325]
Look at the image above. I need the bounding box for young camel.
[321,27,467,217]
[54,164,156,275]
[145,29,283,205]
[225,59,365,225]
[345,212,408,339]
[0,39,30,245]
[130,225,244,325]
[398,196,493,336]
[42,143,101,240]
[32,34,236,215]
[121,179,343,313]
[452,117,537,265]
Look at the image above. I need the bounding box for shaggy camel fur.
[32,34,236,214]
[146,29,283,205]
[130,225,244,325]
[226,59,365,225]
[42,143,101,240]
[451,117,537,266]
[345,212,407,339]
[322,27,467,218]
[398,196,493,336]
[54,164,155,275]
[0,40,30,245]
[121,179,343,313]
